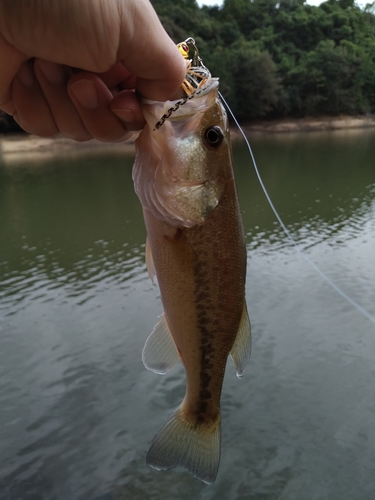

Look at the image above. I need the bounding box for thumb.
[117,0,186,101]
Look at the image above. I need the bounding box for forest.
[151,0,375,120]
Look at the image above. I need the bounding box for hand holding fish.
[0,0,185,141]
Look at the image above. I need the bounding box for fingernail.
[70,80,99,109]
[17,62,34,87]
[112,108,135,123]
[38,60,65,85]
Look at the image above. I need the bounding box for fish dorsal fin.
[145,237,156,283]
[142,313,180,374]
[230,303,251,379]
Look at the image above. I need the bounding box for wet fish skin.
[133,80,251,484]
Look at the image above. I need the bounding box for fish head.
[133,80,233,228]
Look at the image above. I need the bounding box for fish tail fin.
[146,403,221,484]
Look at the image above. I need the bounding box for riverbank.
[1,115,375,162]
[240,114,375,134]
[0,133,137,155]
[0,133,137,164]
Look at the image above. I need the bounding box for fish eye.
[204,126,224,148]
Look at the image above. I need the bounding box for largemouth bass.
[132,39,251,484]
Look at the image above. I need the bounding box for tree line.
[151,0,375,120]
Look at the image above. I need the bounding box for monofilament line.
[219,91,375,325]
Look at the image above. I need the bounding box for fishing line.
[219,91,375,324]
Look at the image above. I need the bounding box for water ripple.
[0,243,146,317]
[246,191,374,255]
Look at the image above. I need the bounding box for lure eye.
[182,43,189,53]
[204,126,224,148]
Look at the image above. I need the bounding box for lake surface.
[0,129,374,500]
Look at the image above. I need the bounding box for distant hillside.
[151,0,375,120]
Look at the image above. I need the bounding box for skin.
[0,0,186,141]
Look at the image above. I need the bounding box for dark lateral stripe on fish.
[192,249,219,424]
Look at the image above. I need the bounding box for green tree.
[289,39,367,114]
[226,43,280,119]
[150,0,375,120]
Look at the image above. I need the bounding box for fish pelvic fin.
[146,404,221,484]
[145,236,156,283]
[230,302,251,379]
[142,313,180,374]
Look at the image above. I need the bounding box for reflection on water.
[0,131,374,499]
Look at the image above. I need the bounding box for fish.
[132,39,251,484]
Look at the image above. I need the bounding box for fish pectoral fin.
[145,236,156,283]
[146,403,221,484]
[142,313,180,374]
[230,302,251,379]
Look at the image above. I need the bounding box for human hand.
[0,0,186,142]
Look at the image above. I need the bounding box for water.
[0,130,374,499]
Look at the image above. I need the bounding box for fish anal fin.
[145,236,156,283]
[142,313,180,374]
[146,403,221,484]
[230,302,251,379]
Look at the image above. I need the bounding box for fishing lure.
[154,38,210,130]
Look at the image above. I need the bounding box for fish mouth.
[192,77,219,98]
[142,77,219,131]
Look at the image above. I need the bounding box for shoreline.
[0,133,137,157]
[238,114,375,135]
[1,115,375,161]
